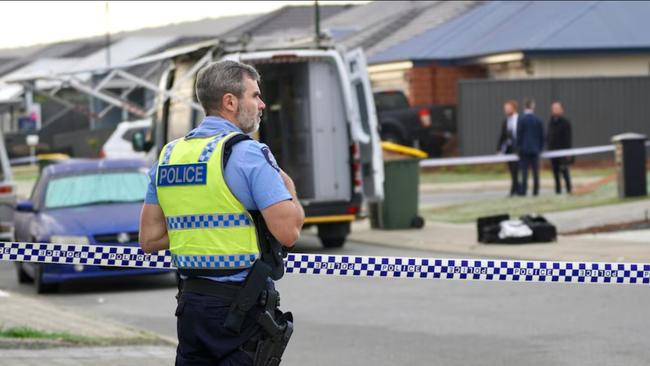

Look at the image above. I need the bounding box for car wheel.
[318,222,350,249]
[319,236,346,248]
[15,262,33,284]
[34,263,58,294]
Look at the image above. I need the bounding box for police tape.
[419,143,625,168]
[1,241,649,286]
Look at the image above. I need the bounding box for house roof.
[325,1,477,58]
[369,1,650,64]
[0,40,101,78]
[113,15,254,39]
[2,36,175,82]
[0,5,350,79]
[224,4,351,39]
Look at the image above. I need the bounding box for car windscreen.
[44,171,148,209]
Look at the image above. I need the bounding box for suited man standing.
[516,99,544,196]
[547,101,572,194]
[496,100,520,196]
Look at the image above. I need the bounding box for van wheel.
[381,130,405,145]
[318,222,351,249]
[34,264,57,294]
[15,262,33,284]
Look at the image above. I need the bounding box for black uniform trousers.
[175,288,265,365]
[550,157,572,194]
[519,153,540,196]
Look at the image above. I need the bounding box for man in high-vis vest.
[139,60,304,366]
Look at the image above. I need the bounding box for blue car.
[14,159,170,293]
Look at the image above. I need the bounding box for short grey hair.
[195,60,260,115]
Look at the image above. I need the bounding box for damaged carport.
[3,39,216,159]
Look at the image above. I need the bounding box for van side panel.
[309,61,351,202]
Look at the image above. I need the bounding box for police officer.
[139,60,305,365]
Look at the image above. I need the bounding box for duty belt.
[181,277,280,309]
[181,277,242,300]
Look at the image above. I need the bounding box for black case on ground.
[520,215,557,242]
[477,214,557,244]
[477,214,509,243]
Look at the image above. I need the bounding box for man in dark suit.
[496,100,520,196]
[516,99,544,196]
[547,101,572,194]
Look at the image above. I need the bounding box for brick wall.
[408,63,486,106]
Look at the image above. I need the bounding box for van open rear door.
[344,48,384,201]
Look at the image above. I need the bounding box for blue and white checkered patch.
[172,253,257,269]
[166,213,252,230]
[160,139,179,165]
[198,131,232,163]
[1,242,649,286]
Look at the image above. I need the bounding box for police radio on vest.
[158,163,208,186]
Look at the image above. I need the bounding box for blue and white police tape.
[419,143,634,168]
[1,241,649,286]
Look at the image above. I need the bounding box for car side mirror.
[16,200,35,213]
[132,131,146,152]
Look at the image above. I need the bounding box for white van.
[137,45,384,248]
[0,128,16,241]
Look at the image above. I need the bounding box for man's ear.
[222,93,238,114]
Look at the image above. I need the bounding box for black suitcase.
[521,215,557,242]
[477,214,509,243]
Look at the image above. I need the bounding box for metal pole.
[314,0,321,47]
[105,1,111,67]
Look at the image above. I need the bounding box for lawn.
[422,173,648,223]
[0,326,168,346]
[0,326,91,344]
[420,164,615,184]
[11,165,39,181]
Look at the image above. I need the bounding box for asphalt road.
[1,234,649,366]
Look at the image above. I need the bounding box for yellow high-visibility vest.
[155,131,259,270]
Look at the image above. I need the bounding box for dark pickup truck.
[373,90,456,157]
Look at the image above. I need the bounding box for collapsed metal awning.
[4,39,225,127]
[3,34,326,127]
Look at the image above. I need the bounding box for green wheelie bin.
[370,142,426,230]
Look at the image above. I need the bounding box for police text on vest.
[157,163,208,186]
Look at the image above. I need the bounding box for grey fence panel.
[458,77,650,156]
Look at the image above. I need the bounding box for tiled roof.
[370,1,650,64]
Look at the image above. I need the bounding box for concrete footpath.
[544,199,650,234]
[0,290,160,340]
[0,346,175,365]
[0,290,175,364]
[350,198,650,263]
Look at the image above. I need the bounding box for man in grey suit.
[516,99,545,196]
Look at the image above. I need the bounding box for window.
[355,82,371,135]
[373,91,410,112]
[45,172,148,209]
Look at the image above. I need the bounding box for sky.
[0,1,363,49]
